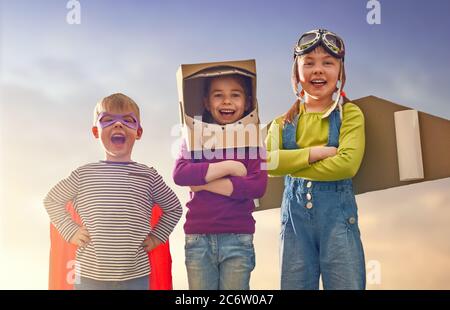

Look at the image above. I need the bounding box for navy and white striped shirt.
[44,161,182,281]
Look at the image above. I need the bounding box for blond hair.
[93,93,141,125]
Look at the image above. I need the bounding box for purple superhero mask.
[96,112,141,130]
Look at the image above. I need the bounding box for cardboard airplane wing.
[257,95,450,211]
[49,202,173,290]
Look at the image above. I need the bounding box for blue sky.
[2,0,450,120]
[0,0,449,289]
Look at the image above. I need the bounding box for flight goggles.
[294,29,345,59]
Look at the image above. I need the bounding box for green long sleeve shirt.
[265,102,365,181]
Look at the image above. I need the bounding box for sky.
[0,0,449,289]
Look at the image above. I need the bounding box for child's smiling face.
[298,46,341,102]
[92,109,142,162]
[204,76,250,125]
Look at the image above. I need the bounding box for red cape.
[48,202,173,290]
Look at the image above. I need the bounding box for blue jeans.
[185,233,255,290]
[74,275,149,290]
[280,179,366,290]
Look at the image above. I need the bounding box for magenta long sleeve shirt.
[173,140,268,234]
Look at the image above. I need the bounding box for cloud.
[358,178,450,289]
[1,1,449,289]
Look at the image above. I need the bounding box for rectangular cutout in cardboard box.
[176,59,263,152]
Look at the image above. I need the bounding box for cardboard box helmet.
[176,59,262,151]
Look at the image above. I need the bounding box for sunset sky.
[0,0,449,289]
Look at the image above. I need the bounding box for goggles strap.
[291,56,303,101]
[322,61,344,120]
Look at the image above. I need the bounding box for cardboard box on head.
[176,59,263,151]
[257,95,450,211]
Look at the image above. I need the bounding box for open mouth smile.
[218,109,236,117]
[310,79,327,87]
[111,133,126,145]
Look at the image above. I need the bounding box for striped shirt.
[44,161,182,281]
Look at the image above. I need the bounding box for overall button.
[348,217,356,224]
[306,193,312,201]
[306,202,313,209]
[306,181,312,188]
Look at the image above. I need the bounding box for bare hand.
[142,234,163,252]
[309,146,338,163]
[322,146,338,158]
[227,161,247,177]
[70,226,91,247]
[190,185,203,192]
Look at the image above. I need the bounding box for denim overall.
[280,108,366,290]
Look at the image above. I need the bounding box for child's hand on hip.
[227,160,247,177]
[309,146,338,163]
[70,226,91,247]
[142,234,162,252]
